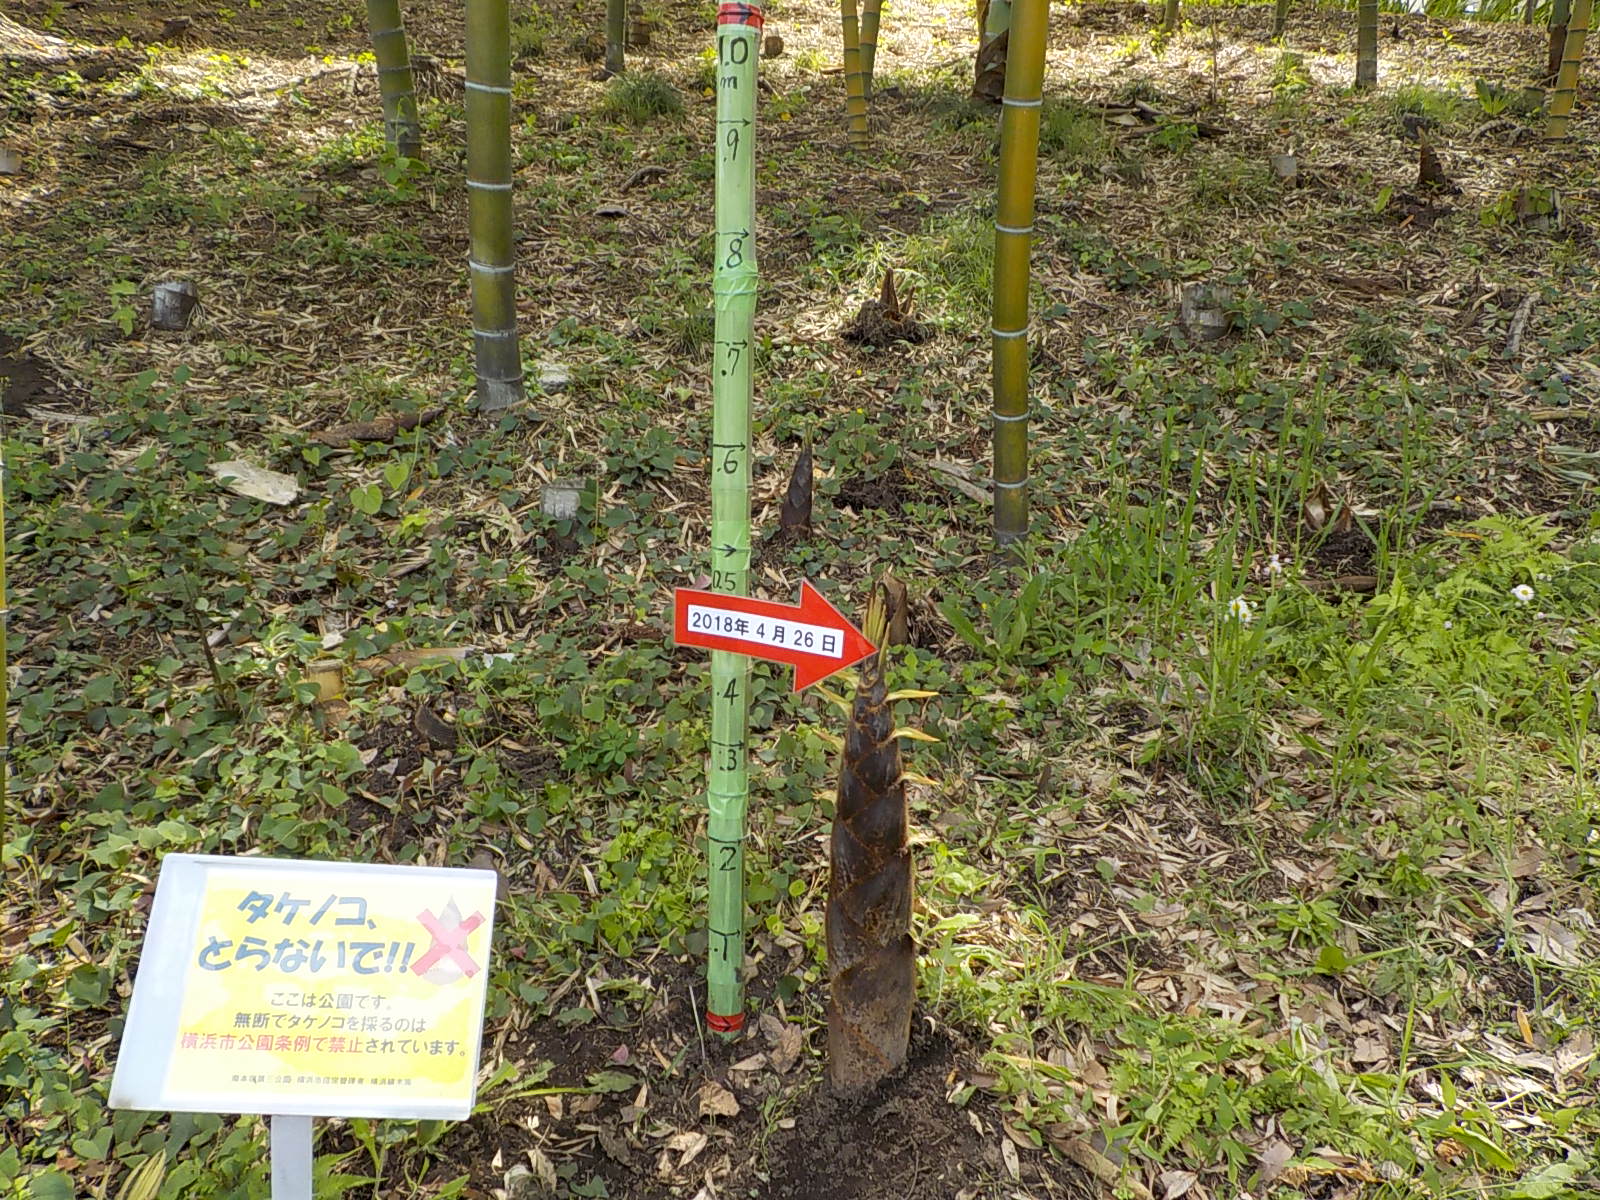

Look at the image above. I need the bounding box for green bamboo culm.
[1545,0,1592,138]
[859,0,883,99]
[1355,0,1378,89]
[465,0,526,412]
[705,0,762,1037]
[1273,0,1290,39]
[606,0,626,76]
[841,0,869,148]
[990,0,1047,546]
[1161,0,1180,33]
[1548,0,1573,82]
[364,0,422,158]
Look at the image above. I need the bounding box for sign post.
[109,854,497,1195]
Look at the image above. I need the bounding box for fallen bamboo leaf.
[1052,1137,1155,1200]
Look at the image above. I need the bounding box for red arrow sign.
[674,580,876,691]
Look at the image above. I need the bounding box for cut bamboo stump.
[150,280,199,330]
[1178,282,1234,342]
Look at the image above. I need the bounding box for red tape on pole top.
[717,3,764,28]
[706,1009,746,1033]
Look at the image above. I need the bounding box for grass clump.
[601,71,683,123]
[1038,100,1112,164]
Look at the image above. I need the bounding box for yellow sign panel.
[110,855,497,1120]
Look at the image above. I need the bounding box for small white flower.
[1537,572,1552,581]
[1512,584,1535,604]
[1443,620,1453,630]
[1228,596,1254,624]
[1266,553,1285,576]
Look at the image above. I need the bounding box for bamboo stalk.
[364,0,422,158]
[705,0,762,1036]
[465,0,525,411]
[1161,0,1180,33]
[1545,0,1591,138]
[859,0,883,99]
[1548,0,1572,82]
[990,0,1046,546]
[826,586,912,1094]
[1355,0,1378,89]
[606,0,626,77]
[841,0,869,149]
[1273,0,1290,38]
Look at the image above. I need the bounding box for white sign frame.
[109,853,498,1122]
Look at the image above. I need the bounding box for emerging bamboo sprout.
[1545,0,1592,139]
[1355,0,1378,90]
[704,0,762,1035]
[990,0,1046,546]
[974,0,1011,102]
[1548,0,1572,82]
[778,442,813,534]
[841,0,869,148]
[606,0,626,76]
[859,0,883,98]
[365,0,422,158]
[465,0,525,411]
[827,586,913,1094]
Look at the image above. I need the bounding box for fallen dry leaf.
[769,1024,804,1073]
[1256,1138,1295,1185]
[208,459,300,505]
[697,1081,739,1120]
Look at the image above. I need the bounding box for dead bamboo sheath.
[465,0,526,411]
[1547,0,1572,82]
[841,0,869,149]
[365,0,422,157]
[1545,0,1592,139]
[990,0,1046,545]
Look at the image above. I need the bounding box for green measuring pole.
[705,1,761,1036]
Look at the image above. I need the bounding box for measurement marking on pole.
[710,927,741,959]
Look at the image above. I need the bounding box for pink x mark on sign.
[411,908,485,977]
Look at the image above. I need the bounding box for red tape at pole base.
[717,2,764,27]
[706,1009,745,1033]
